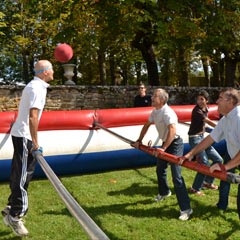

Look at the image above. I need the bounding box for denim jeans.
[157,137,191,211]
[189,135,223,191]
[237,185,240,218]
[217,152,236,211]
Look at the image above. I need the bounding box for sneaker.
[154,191,172,202]
[189,187,205,196]
[202,183,218,190]
[179,208,193,221]
[3,214,29,237]
[1,205,10,217]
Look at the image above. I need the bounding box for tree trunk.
[159,56,170,86]
[121,64,128,85]
[210,61,221,87]
[97,49,106,85]
[210,52,222,87]
[225,53,237,87]
[138,44,159,86]
[22,52,30,84]
[109,52,115,85]
[176,46,189,86]
[135,61,142,85]
[220,58,225,86]
[201,57,210,87]
[132,32,159,86]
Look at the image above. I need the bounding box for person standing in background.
[134,82,152,107]
[1,60,54,237]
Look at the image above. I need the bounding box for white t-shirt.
[210,105,240,158]
[11,77,49,140]
[149,104,178,142]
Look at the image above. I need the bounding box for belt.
[189,133,203,138]
[174,135,180,139]
[162,135,181,149]
[163,135,180,143]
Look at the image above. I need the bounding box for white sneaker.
[179,208,193,221]
[3,214,29,237]
[154,191,172,202]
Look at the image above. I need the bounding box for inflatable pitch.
[0,105,225,182]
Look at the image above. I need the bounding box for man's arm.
[29,108,40,150]
[210,150,240,172]
[225,151,240,170]
[162,123,176,150]
[204,117,216,128]
[131,121,152,148]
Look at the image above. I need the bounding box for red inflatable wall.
[0,105,219,134]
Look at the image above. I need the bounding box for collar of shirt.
[33,76,50,88]
[154,103,167,112]
[225,105,240,119]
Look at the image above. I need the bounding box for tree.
[196,0,240,86]
[0,0,240,87]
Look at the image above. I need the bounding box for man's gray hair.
[221,88,240,106]
[155,88,169,104]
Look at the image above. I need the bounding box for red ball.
[54,43,73,63]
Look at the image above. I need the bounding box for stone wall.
[0,85,223,111]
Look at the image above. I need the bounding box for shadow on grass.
[133,169,157,184]
[43,208,71,217]
[204,206,239,240]
[41,188,179,240]
[80,196,240,240]
[0,230,22,240]
[213,217,239,240]
[43,198,178,219]
[185,197,240,240]
[108,183,158,197]
[41,177,240,240]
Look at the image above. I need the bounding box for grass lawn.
[0,166,239,240]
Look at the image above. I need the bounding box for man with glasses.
[183,88,240,216]
[1,60,54,236]
[134,82,152,107]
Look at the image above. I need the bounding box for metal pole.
[94,122,133,145]
[33,151,110,240]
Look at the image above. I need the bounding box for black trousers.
[8,136,37,217]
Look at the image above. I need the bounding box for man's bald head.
[34,60,52,74]
[34,60,54,82]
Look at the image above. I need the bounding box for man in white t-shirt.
[131,88,192,221]
[184,88,240,216]
[2,60,54,237]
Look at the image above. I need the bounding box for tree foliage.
[0,0,240,87]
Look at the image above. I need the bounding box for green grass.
[0,167,240,240]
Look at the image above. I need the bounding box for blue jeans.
[217,152,236,211]
[237,185,240,218]
[189,135,223,191]
[157,137,191,211]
